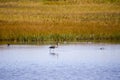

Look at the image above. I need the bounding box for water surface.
[0,43,120,80]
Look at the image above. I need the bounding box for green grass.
[0,0,120,44]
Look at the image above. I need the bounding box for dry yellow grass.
[0,0,120,43]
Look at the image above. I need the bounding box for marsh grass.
[0,0,120,44]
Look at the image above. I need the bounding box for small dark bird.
[7,44,10,47]
[100,47,104,50]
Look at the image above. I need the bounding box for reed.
[0,0,120,44]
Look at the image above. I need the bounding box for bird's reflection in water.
[49,52,59,59]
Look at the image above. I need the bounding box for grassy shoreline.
[0,0,120,44]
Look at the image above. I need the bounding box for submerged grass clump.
[0,0,120,44]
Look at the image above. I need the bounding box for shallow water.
[0,43,120,80]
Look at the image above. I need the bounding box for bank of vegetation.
[0,0,120,44]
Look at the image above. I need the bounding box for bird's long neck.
[56,42,59,48]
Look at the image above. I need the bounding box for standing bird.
[7,43,10,47]
[100,47,104,50]
[49,42,59,53]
